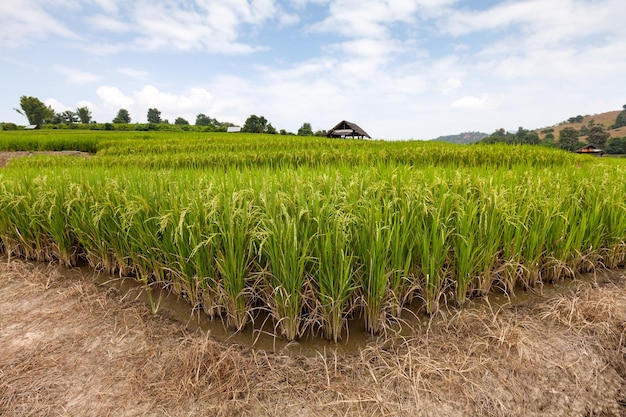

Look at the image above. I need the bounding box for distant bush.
[1,123,18,131]
[611,109,626,129]
[606,137,626,154]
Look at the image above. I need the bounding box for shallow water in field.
[55,262,618,356]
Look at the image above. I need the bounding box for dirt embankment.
[0,260,625,417]
[0,151,89,168]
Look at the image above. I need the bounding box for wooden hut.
[575,144,604,156]
[327,120,371,139]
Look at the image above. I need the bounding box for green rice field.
[1,130,625,341]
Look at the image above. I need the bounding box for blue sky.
[1,0,625,139]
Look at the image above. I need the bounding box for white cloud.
[0,0,76,47]
[117,67,149,79]
[96,85,135,110]
[443,0,625,45]
[54,65,101,84]
[94,85,225,124]
[87,14,130,33]
[45,98,71,113]
[312,1,411,39]
[451,95,498,110]
[443,78,461,95]
[93,0,120,14]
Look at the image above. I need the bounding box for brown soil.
[0,151,90,168]
[1,259,625,417]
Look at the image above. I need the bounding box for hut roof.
[327,120,371,138]
[575,144,604,154]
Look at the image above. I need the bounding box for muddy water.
[50,261,620,356]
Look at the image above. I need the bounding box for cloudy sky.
[1,0,625,139]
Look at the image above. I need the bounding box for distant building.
[327,120,371,139]
[24,125,38,130]
[227,126,241,133]
[575,144,604,156]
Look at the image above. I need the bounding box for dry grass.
[0,151,89,168]
[537,110,624,141]
[1,259,625,416]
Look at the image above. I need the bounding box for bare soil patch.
[1,259,625,416]
[0,151,90,168]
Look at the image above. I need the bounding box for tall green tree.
[195,113,211,126]
[242,114,268,133]
[266,123,277,134]
[612,105,626,129]
[147,108,162,124]
[297,122,314,136]
[16,96,54,126]
[62,110,78,124]
[113,108,131,123]
[606,137,626,154]
[76,106,92,124]
[586,124,610,148]
[524,131,540,145]
[558,127,580,151]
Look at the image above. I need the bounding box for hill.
[536,109,626,141]
[431,131,488,144]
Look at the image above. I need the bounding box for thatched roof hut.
[327,120,371,139]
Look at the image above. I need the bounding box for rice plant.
[0,130,624,340]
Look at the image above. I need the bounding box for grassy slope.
[537,110,624,141]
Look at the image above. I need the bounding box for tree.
[606,137,626,154]
[76,106,92,124]
[17,96,54,126]
[174,117,189,125]
[196,113,210,126]
[524,131,540,145]
[147,108,161,124]
[558,127,580,151]
[62,110,78,124]
[612,106,626,129]
[586,124,610,148]
[242,114,267,133]
[266,123,277,134]
[480,128,510,144]
[297,122,314,136]
[514,127,529,144]
[113,108,131,123]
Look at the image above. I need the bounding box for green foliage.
[76,107,92,124]
[480,127,539,145]
[612,109,626,129]
[297,122,314,136]
[195,113,211,126]
[558,127,580,151]
[18,96,54,126]
[586,124,610,148]
[1,123,18,131]
[174,117,189,125]
[606,137,626,154]
[147,108,162,124]
[1,130,624,342]
[242,114,268,133]
[434,131,488,144]
[567,115,585,123]
[265,123,277,134]
[112,109,131,124]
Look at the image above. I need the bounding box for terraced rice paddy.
[1,130,625,341]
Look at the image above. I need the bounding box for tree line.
[5,96,328,137]
[479,105,626,154]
